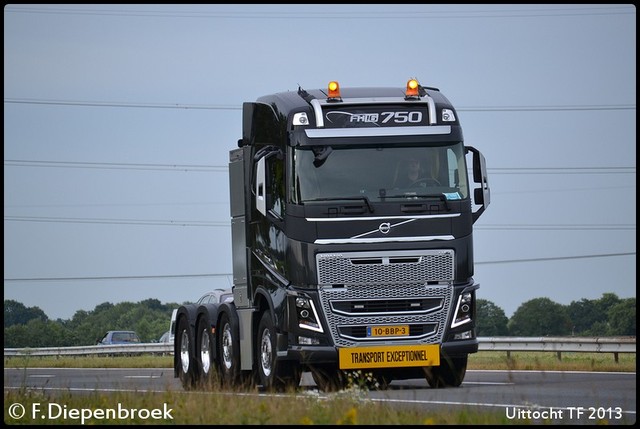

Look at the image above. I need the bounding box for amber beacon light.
[327,81,341,99]
[405,78,420,98]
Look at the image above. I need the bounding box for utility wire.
[4,160,227,172]
[3,98,240,110]
[4,98,635,112]
[4,5,635,19]
[4,251,635,282]
[3,216,227,227]
[3,216,635,231]
[476,252,635,265]
[4,160,635,174]
[4,273,232,282]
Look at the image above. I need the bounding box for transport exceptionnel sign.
[338,344,440,369]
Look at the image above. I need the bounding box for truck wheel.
[426,355,468,388]
[218,311,240,387]
[196,314,218,388]
[256,311,301,391]
[176,315,197,390]
[310,364,346,392]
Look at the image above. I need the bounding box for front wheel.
[425,355,468,388]
[256,311,301,391]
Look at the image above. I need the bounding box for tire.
[196,314,219,388]
[310,364,346,392]
[256,311,301,391]
[426,355,468,388]
[176,315,197,390]
[218,311,240,388]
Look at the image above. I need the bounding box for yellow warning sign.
[338,344,440,369]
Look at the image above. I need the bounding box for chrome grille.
[317,249,454,284]
[316,250,455,348]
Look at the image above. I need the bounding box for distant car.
[196,289,234,305]
[169,289,233,342]
[158,330,171,343]
[97,330,141,345]
[168,308,177,344]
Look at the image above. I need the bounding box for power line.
[3,98,635,112]
[3,273,233,282]
[4,251,635,282]
[458,104,635,112]
[489,167,636,175]
[3,215,635,231]
[476,224,635,231]
[4,160,636,174]
[476,252,635,265]
[3,216,228,227]
[4,201,228,209]
[4,5,635,19]
[3,98,240,110]
[3,160,227,172]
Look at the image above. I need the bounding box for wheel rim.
[260,328,273,377]
[179,330,190,374]
[200,329,211,374]
[221,323,233,370]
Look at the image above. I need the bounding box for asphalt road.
[4,368,636,425]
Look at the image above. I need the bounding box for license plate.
[367,325,409,337]
[339,344,440,369]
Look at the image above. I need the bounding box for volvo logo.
[378,222,391,234]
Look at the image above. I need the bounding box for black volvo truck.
[174,78,490,391]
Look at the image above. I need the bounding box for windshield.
[291,143,469,203]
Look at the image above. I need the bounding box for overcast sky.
[4,4,636,321]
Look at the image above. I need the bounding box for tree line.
[477,293,635,337]
[3,293,635,348]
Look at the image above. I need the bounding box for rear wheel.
[218,311,240,388]
[256,311,301,391]
[425,355,468,388]
[176,315,197,390]
[196,315,219,388]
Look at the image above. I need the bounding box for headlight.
[451,292,473,328]
[295,296,323,333]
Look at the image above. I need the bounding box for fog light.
[298,336,320,345]
[454,330,473,340]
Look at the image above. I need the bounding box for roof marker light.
[327,81,342,101]
[405,78,421,98]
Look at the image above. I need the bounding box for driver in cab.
[394,158,439,188]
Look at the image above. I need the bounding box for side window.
[267,155,285,219]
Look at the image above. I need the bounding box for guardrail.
[478,336,636,362]
[4,337,636,361]
[4,343,173,357]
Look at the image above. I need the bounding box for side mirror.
[474,187,484,205]
[465,145,490,222]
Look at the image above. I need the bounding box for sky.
[4,4,636,321]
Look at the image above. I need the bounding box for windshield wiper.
[304,196,375,213]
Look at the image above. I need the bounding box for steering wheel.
[409,177,441,187]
